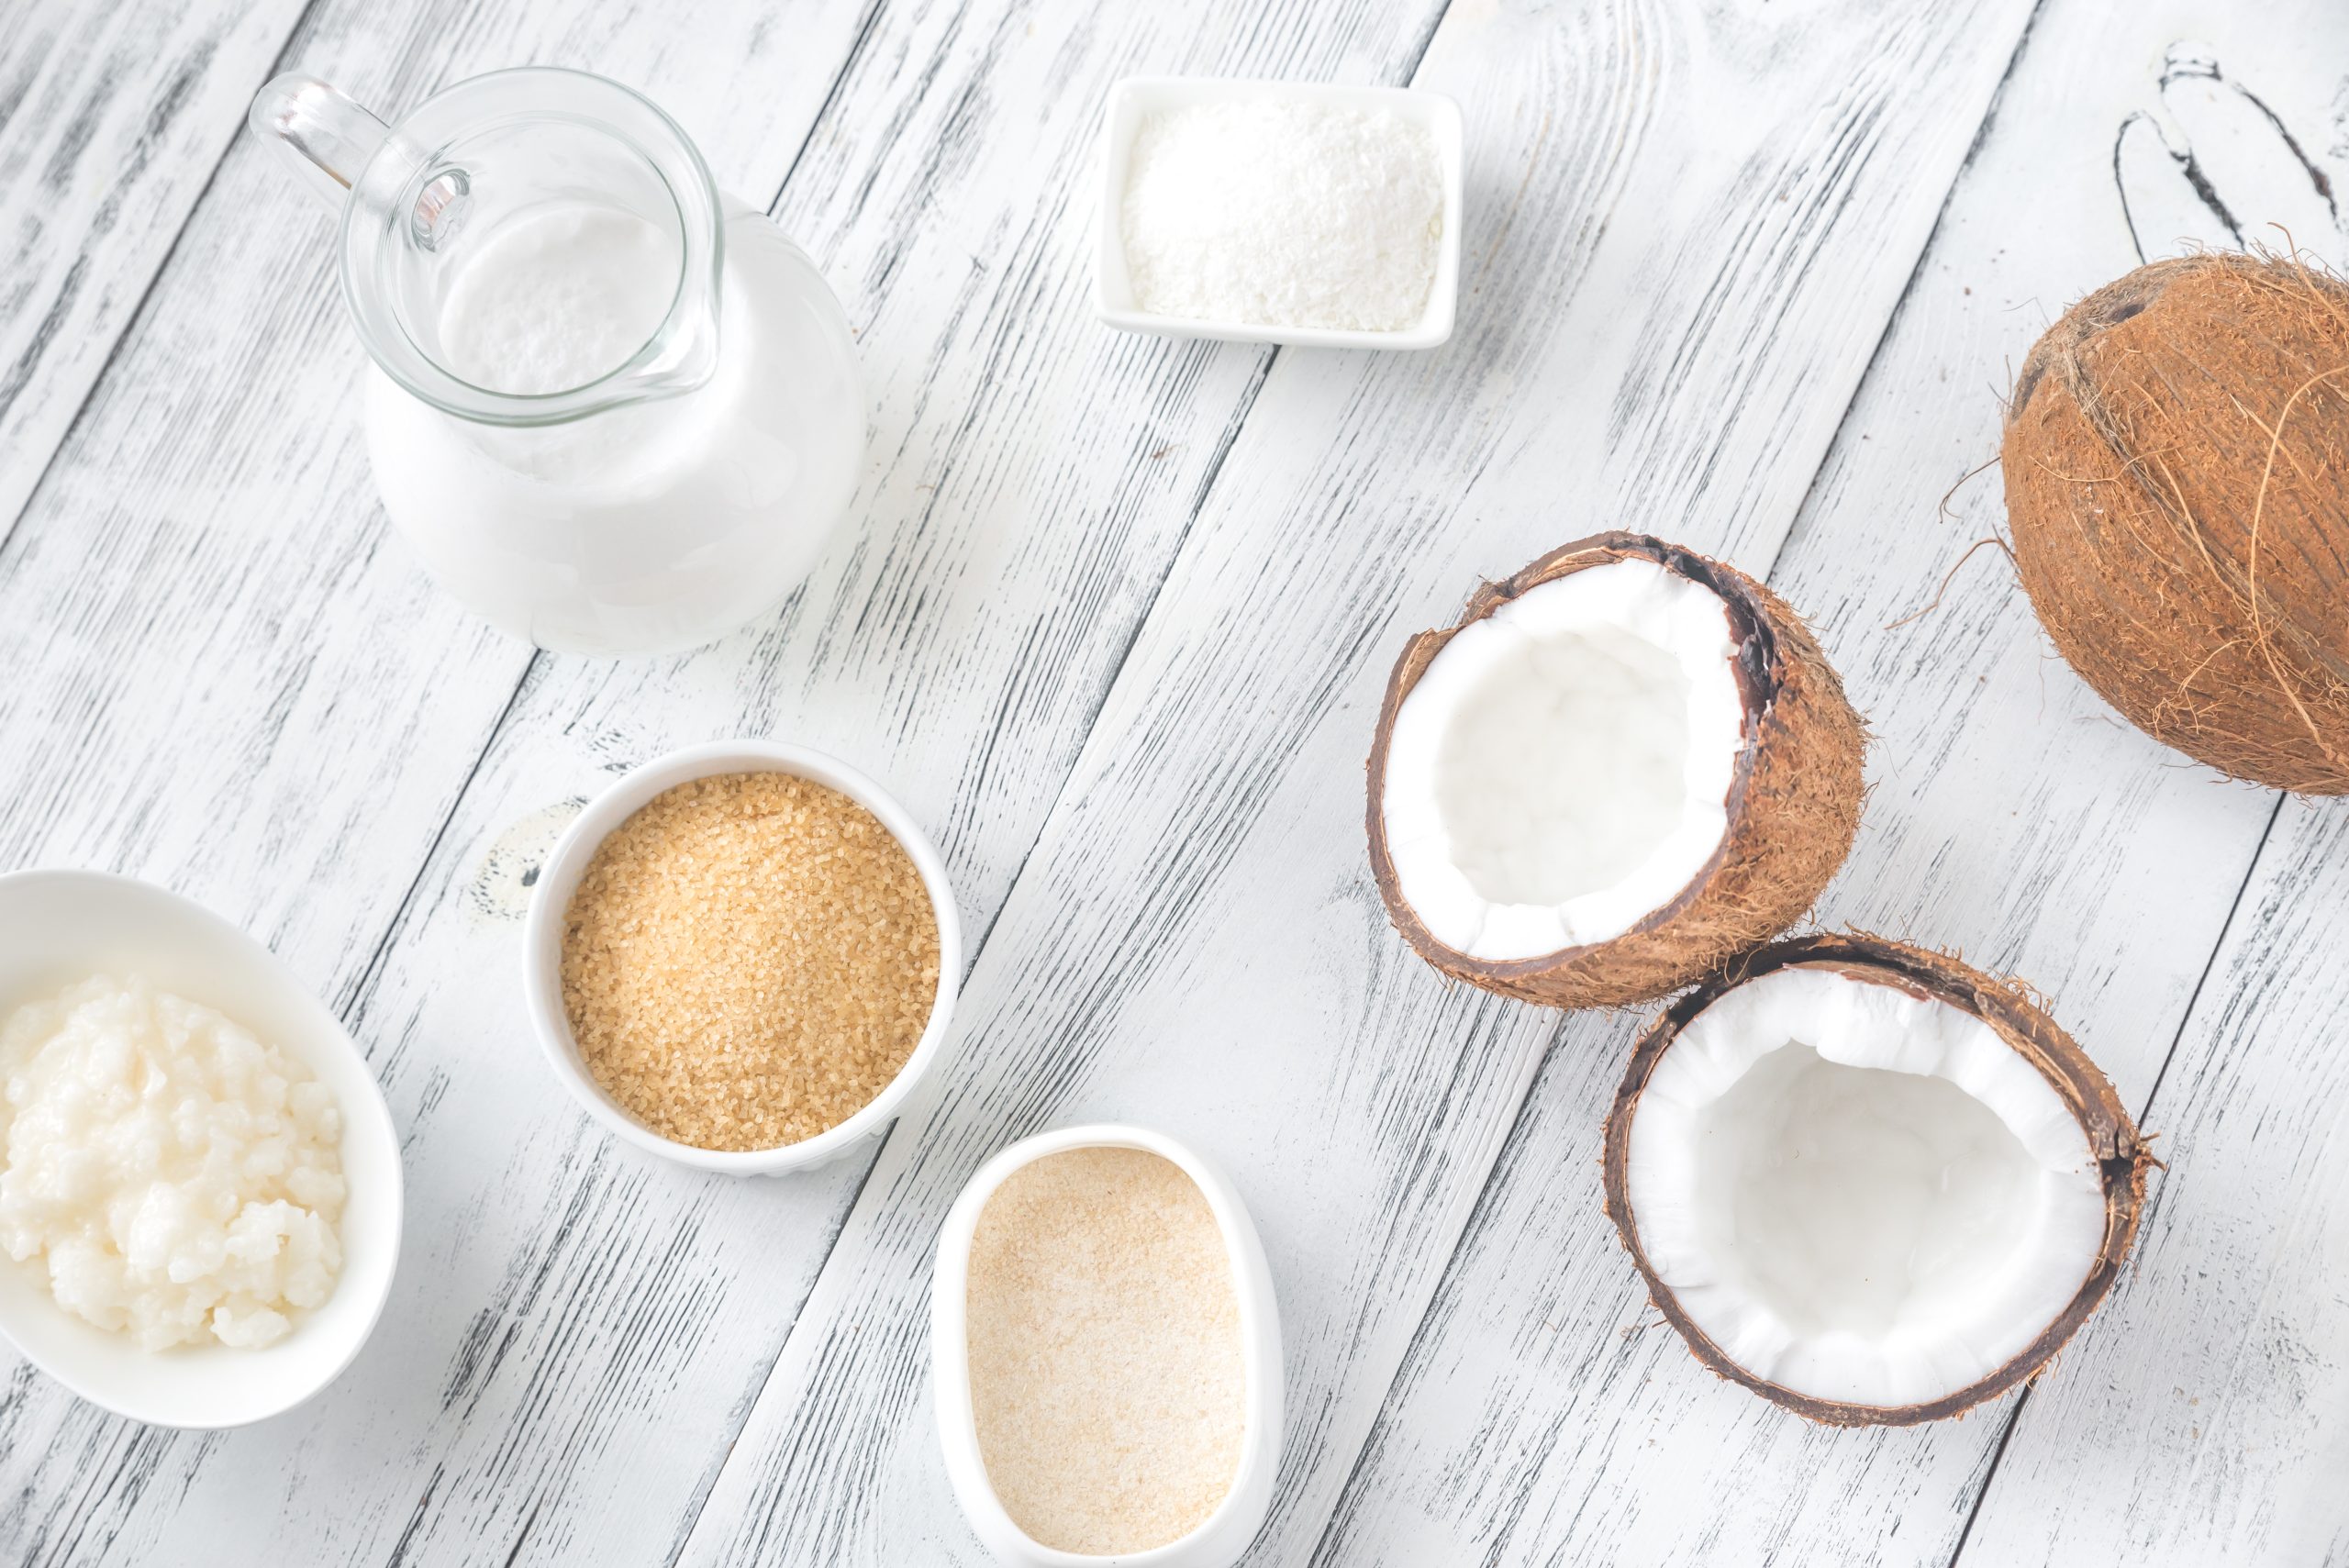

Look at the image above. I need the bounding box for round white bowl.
[932,1123,1285,1568]
[0,870,405,1429]
[521,739,963,1176]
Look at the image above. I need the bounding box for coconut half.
[1367,533,1864,1008]
[1603,934,2152,1425]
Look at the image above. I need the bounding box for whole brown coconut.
[1366,533,1865,1009]
[2002,251,2349,792]
[1602,932,2154,1426]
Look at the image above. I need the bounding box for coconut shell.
[2002,251,2349,793]
[1600,932,2154,1427]
[1365,532,1865,1009]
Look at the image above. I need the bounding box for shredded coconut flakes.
[1120,99,1442,331]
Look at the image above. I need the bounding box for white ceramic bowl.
[522,739,963,1176]
[0,870,404,1428]
[932,1123,1285,1568]
[1095,76,1464,350]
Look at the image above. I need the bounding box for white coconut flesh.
[1624,966,2109,1408]
[1380,558,1747,961]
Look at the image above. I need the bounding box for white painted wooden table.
[2,0,2344,1562]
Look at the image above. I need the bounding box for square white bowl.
[1095,76,1464,350]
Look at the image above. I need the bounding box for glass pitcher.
[248,68,864,655]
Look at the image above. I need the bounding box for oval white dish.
[0,869,405,1429]
[521,739,963,1177]
[932,1122,1284,1568]
[1094,75,1464,350]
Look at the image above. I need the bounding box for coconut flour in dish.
[964,1146,1245,1555]
[0,975,346,1351]
[1120,99,1442,331]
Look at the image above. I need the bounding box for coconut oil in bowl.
[0,871,403,1429]
[932,1124,1283,1568]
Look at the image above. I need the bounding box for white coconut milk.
[434,204,680,397]
[364,197,863,654]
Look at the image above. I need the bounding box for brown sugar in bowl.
[522,740,963,1175]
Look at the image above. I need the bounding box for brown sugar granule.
[965,1147,1245,1555]
[559,771,941,1152]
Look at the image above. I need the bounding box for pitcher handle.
[250,72,469,249]
[248,73,395,211]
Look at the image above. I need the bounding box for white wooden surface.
[0,0,2343,1562]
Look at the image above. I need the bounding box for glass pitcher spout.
[246,68,725,427]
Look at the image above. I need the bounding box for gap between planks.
[328,0,878,1026]
[0,6,877,1560]
[0,0,329,558]
[1942,789,2289,1568]
[7,0,2202,1559]
[1291,0,2060,1558]
[201,5,1306,1563]
[1754,0,2050,596]
[649,6,1459,1561]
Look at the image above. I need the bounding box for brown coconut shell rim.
[1365,531,1787,984]
[1599,931,2154,1427]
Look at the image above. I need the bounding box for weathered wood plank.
[1957,799,2349,1566]
[5,0,2332,1562]
[0,0,311,538]
[0,0,1454,1562]
[1309,5,2349,1564]
[0,0,884,1561]
[1952,22,2349,1564]
[668,2,2064,1562]
[270,7,1450,1563]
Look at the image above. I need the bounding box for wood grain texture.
[1951,22,2349,1563]
[1957,796,2349,1566]
[668,2,2072,1562]
[0,0,2340,1562]
[228,5,1452,1563]
[1314,4,2349,1563]
[0,0,1457,1562]
[0,0,310,538]
[0,0,884,1560]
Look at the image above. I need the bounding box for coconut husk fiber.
[2002,250,2349,793]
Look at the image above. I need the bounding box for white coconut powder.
[1120,99,1442,331]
